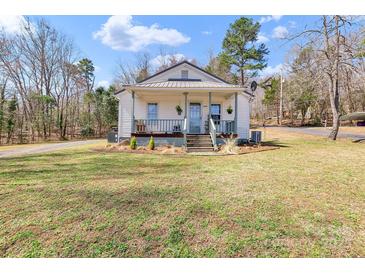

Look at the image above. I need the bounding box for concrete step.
[187,143,213,147]
[186,137,211,141]
[186,147,214,152]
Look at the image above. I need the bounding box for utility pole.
[279,68,283,125]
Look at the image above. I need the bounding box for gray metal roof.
[124,80,242,89]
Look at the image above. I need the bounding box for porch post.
[183,92,188,119]
[208,92,212,131]
[131,91,135,133]
[208,92,212,119]
[234,92,238,134]
[183,92,188,139]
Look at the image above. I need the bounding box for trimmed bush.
[148,136,155,150]
[130,136,137,150]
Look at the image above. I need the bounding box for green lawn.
[0,130,364,257]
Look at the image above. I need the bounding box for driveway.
[276,126,365,140]
[0,139,104,158]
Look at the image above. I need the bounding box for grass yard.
[0,129,364,257]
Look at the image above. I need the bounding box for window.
[147,103,158,120]
[181,70,188,79]
[211,104,221,121]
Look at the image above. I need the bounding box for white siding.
[144,63,223,83]
[237,93,250,139]
[117,91,132,138]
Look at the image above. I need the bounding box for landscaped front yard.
[0,128,364,257]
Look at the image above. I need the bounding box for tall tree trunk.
[328,16,341,140]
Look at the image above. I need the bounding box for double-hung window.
[147,103,158,120]
[211,104,221,121]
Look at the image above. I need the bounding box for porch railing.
[134,119,184,133]
[212,119,235,134]
[183,117,187,147]
[209,118,218,151]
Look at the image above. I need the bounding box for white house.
[115,61,253,151]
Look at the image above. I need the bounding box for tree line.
[1,16,363,144]
[252,16,365,140]
[0,18,118,144]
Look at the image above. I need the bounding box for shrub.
[80,125,95,137]
[148,136,155,150]
[130,136,137,150]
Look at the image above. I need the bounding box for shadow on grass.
[260,140,290,148]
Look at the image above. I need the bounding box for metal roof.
[124,80,242,89]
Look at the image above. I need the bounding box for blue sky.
[6,15,320,86]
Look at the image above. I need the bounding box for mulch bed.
[92,143,279,156]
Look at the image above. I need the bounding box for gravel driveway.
[276,126,365,140]
[0,139,104,158]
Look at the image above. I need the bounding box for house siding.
[144,63,223,83]
[117,91,132,138]
[237,93,250,139]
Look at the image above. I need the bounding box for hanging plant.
[226,105,233,114]
[176,105,183,115]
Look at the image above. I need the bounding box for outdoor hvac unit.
[107,132,118,143]
[250,131,262,144]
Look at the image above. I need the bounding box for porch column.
[208,92,212,131]
[208,92,212,119]
[183,92,188,119]
[234,92,238,134]
[131,91,135,133]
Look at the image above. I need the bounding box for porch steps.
[186,134,214,152]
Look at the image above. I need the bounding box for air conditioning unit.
[250,131,262,144]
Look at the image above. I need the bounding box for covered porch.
[129,90,239,136]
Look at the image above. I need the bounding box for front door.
[189,103,201,133]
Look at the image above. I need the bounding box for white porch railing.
[209,118,218,151]
[212,119,235,134]
[183,117,187,147]
[134,119,184,133]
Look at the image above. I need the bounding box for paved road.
[276,126,365,140]
[0,139,104,158]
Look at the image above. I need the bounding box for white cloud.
[261,64,283,76]
[0,15,26,34]
[259,15,283,24]
[94,65,101,73]
[201,31,212,35]
[150,53,186,69]
[96,80,110,88]
[257,33,269,44]
[93,15,190,52]
[272,26,289,39]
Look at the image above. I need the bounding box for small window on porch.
[147,103,158,120]
[211,104,221,121]
[181,70,188,79]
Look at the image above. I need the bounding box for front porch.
[129,90,239,136]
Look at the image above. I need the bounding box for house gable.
[140,61,228,84]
